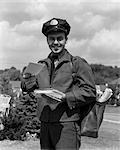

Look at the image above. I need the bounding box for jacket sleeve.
[65,56,96,110]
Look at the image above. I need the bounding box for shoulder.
[72,56,91,71]
[37,57,51,68]
[37,58,48,64]
[73,56,88,63]
[37,57,50,64]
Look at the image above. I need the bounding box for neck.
[50,49,66,61]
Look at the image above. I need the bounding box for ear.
[46,37,49,44]
[65,36,68,44]
[66,36,68,41]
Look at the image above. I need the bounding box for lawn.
[0,139,40,150]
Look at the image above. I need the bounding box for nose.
[54,39,58,44]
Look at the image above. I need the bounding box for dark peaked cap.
[42,18,71,36]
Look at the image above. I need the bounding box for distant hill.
[90,64,120,84]
[0,67,21,81]
[0,64,120,85]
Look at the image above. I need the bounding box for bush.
[0,94,40,141]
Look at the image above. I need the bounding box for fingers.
[24,75,37,91]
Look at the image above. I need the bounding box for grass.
[0,139,40,150]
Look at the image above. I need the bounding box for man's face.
[47,32,67,54]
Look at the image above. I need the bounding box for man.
[21,18,96,150]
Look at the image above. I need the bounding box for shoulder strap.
[69,55,77,80]
[70,59,73,73]
[70,55,77,74]
[70,55,88,73]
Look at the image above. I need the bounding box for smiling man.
[21,18,96,150]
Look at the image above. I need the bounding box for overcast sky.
[0,0,120,71]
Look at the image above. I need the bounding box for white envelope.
[34,88,65,102]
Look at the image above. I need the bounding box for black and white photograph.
[0,0,120,150]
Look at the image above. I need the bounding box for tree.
[0,76,13,96]
[90,64,120,84]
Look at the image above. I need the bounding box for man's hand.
[59,94,66,103]
[21,73,38,93]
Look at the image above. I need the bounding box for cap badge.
[50,19,58,25]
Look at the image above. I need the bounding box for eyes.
[48,36,64,42]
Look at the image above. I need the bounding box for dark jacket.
[35,49,96,122]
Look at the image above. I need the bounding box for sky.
[0,0,120,71]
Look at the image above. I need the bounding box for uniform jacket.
[35,49,96,123]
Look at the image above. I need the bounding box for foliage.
[90,64,120,84]
[0,95,40,141]
[0,76,13,96]
[0,67,21,81]
[0,70,40,141]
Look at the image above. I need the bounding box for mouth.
[51,46,62,53]
[52,45,61,50]
[54,47,59,50]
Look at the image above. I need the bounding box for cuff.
[65,92,76,109]
[96,101,107,106]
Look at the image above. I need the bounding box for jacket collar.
[48,49,72,63]
[38,49,72,68]
[58,49,72,64]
